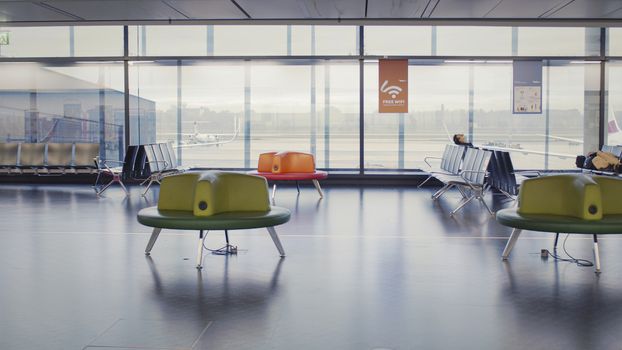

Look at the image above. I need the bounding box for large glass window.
[364,26,431,56]
[0,62,125,160]
[605,61,622,146]
[517,28,599,57]
[0,26,122,57]
[436,26,512,56]
[0,24,611,172]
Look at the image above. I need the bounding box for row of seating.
[0,143,99,175]
[96,142,182,196]
[485,150,538,198]
[423,145,493,215]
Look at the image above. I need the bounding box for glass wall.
[0,24,613,171]
[0,62,125,160]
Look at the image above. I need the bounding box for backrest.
[46,143,73,166]
[487,150,502,190]
[501,151,518,195]
[153,143,167,170]
[134,146,149,178]
[157,171,271,217]
[272,151,315,173]
[258,152,277,172]
[193,172,270,216]
[74,143,99,167]
[445,145,465,175]
[462,148,491,185]
[592,176,622,215]
[439,145,451,172]
[158,143,172,170]
[19,143,45,166]
[121,146,139,181]
[518,174,602,220]
[166,142,178,168]
[144,144,159,172]
[158,172,202,212]
[0,143,19,166]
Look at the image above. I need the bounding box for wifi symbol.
[380,80,403,98]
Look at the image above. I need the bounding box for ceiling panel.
[0,0,620,23]
[43,0,189,20]
[485,0,570,18]
[0,1,76,21]
[366,0,426,18]
[166,0,246,19]
[550,0,622,18]
[235,0,365,19]
[430,0,504,18]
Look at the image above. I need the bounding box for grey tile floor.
[0,184,621,350]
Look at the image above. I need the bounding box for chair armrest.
[423,156,442,168]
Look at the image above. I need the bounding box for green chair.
[137,171,291,269]
[497,174,622,273]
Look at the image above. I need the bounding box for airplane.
[160,117,240,149]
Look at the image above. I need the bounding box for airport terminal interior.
[2,0,622,349]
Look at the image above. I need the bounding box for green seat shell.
[137,206,291,231]
[496,208,622,234]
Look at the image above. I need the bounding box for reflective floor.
[1,184,622,350]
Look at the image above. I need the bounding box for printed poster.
[379,59,408,113]
[513,60,543,114]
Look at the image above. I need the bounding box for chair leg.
[145,227,162,255]
[296,180,300,193]
[96,178,115,195]
[432,183,453,199]
[417,175,433,188]
[477,195,494,215]
[271,184,277,202]
[502,228,522,260]
[312,179,324,198]
[142,179,154,197]
[593,234,601,274]
[196,230,208,269]
[118,179,129,195]
[553,233,560,251]
[266,227,285,257]
[449,195,475,216]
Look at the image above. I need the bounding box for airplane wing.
[535,134,583,144]
[482,145,576,159]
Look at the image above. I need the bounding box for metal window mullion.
[359,25,364,174]
[123,25,130,150]
[599,27,606,148]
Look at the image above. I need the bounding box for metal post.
[468,64,474,143]
[324,61,331,168]
[244,61,251,168]
[123,26,130,149]
[310,26,317,156]
[359,26,365,174]
[177,59,182,165]
[545,61,550,170]
[599,27,606,149]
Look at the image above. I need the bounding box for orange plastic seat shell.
[272,151,316,173]
[257,152,277,173]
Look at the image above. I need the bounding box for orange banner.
[379,59,408,113]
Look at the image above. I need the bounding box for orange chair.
[249,151,328,201]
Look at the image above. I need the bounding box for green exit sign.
[0,31,9,45]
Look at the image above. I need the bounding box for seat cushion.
[137,206,291,230]
[248,170,328,181]
[496,208,622,234]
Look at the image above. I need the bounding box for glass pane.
[607,28,622,56]
[364,26,431,55]
[214,26,287,56]
[129,25,208,56]
[436,26,512,56]
[605,61,622,146]
[73,26,124,56]
[0,27,70,57]
[0,62,125,161]
[517,27,599,57]
[180,62,245,168]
